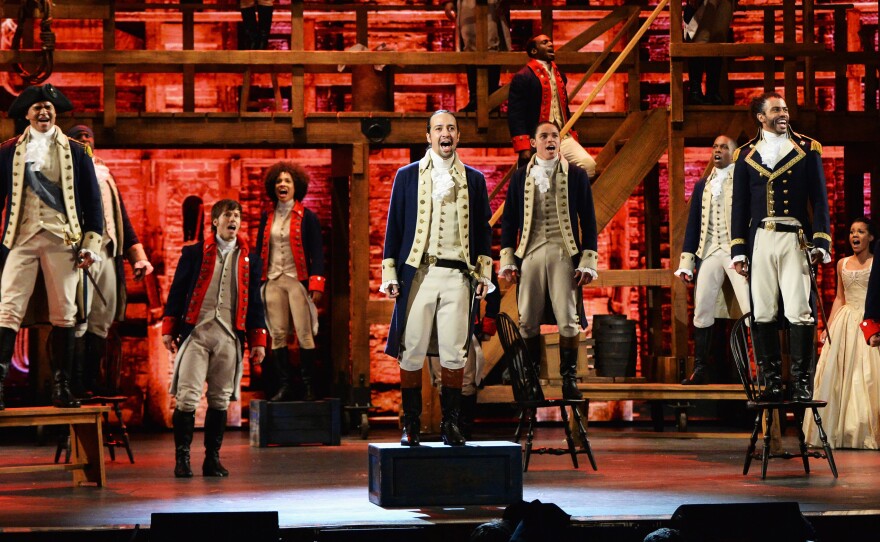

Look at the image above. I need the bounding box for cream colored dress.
[805,256,880,449]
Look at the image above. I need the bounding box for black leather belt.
[760,222,801,233]
[421,254,468,271]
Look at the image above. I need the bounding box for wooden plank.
[669,43,828,58]
[667,125,688,361]
[0,463,87,474]
[593,111,647,172]
[103,66,117,129]
[330,146,353,397]
[477,383,745,404]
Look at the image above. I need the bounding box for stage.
[1,422,879,541]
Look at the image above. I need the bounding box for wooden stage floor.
[1,423,879,539]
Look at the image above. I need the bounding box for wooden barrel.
[592,315,637,377]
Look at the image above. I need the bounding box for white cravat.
[531,156,558,194]
[709,163,734,198]
[760,130,789,170]
[215,235,237,256]
[429,149,455,202]
[24,126,57,172]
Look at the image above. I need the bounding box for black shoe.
[440,387,466,446]
[269,348,294,401]
[400,387,421,446]
[559,342,583,400]
[172,409,195,478]
[681,366,710,385]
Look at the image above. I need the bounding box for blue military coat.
[730,130,831,260]
[382,154,493,358]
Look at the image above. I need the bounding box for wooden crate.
[539,333,594,383]
[249,399,341,447]
[368,441,523,507]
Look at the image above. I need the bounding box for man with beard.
[162,199,267,477]
[508,35,596,177]
[675,135,750,384]
[381,110,493,447]
[731,92,831,401]
[0,84,103,410]
[500,121,598,400]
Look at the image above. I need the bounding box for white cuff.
[730,255,747,269]
[379,280,399,294]
[674,268,693,278]
[500,264,518,274]
[812,248,831,265]
[480,277,496,294]
[577,267,598,280]
[81,249,102,264]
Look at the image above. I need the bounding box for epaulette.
[811,140,823,155]
[733,142,749,161]
[69,138,94,158]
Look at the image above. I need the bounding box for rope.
[11,0,56,84]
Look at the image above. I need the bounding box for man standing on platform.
[0,85,103,411]
[508,34,596,177]
[675,135,750,384]
[162,199,267,477]
[443,0,512,112]
[66,124,154,397]
[731,92,831,401]
[499,121,598,400]
[381,110,493,447]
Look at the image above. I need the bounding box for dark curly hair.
[749,91,785,127]
[850,215,877,254]
[263,161,309,204]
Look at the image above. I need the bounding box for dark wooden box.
[249,399,341,447]
[368,441,523,507]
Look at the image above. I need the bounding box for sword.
[64,232,108,306]
[798,229,830,345]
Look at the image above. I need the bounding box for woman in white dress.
[805,217,879,448]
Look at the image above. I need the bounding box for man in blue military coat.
[731,92,831,401]
[381,110,493,447]
[675,135,749,384]
[500,121,598,400]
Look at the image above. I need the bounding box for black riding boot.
[50,327,80,408]
[559,334,583,400]
[71,335,88,398]
[269,347,294,402]
[299,347,317,401]
[239,7,259,50]
[682,325,713,385]
[752,322,783,402]
[400,387,422,447]
[440,386,466,446]
[203,408,229,477]
[256,4,274,50]
[458,393,477,440]
[789,324,817,401]
[172,409,195,478]
[0,327,17,411]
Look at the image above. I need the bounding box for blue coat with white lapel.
[381,151,493,359]
[499,156,597,327]
[730,129,831,260]
[679,170,744,320]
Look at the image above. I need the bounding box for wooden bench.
[0,406,109,486]
[478,383,746,432]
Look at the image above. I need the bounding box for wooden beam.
[669,43,827,58]
[103,66,117,129]
[558,5,640,53]
[331,145,353,394]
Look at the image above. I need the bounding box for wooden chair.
[729,314,837,479]
[496,313,597,472]
[55,332,134,464]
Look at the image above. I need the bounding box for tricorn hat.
[8,84,73,120]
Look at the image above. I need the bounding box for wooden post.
[803,0,815,107]
[667,122,688,366]
[834,7,850,111]
[331,146,353,398]
[782,0,797,116]
[349,143,371,409]
[291,0,305,128]
[475,0,489,130]
[763,11,776,92]
[182,5,195,113]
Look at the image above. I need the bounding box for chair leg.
[113,401,134,464]
[513,408,526,443]
[761,409,773,479]
[794,408,810,474]
[812,407,838,478]
[103,410,116,462]
[559,405,579,469]
[524,408,536,472]
[744,411,761,475]
[571,402,597,471]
